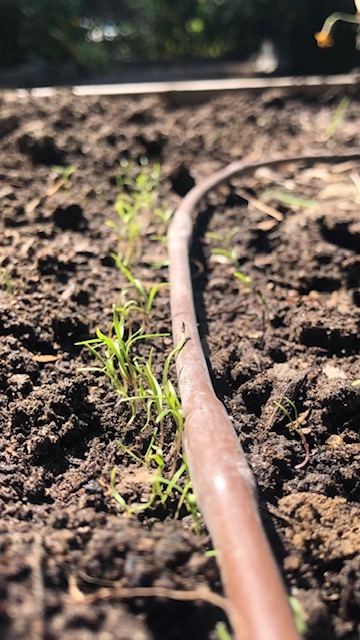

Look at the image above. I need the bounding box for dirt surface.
[0,85,360,640]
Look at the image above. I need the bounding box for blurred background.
[0,0,359,87]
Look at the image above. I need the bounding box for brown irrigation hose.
[167,151,360,640]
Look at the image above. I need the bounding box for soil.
[0,85,360,640]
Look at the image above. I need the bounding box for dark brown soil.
[0,86,360,640]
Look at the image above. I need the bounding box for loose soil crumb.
[0,86,360,639]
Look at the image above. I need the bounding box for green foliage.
[109,160,164,265]
[215,622,233,640]
[326,96,351,139]
[78,161,198,528]
[1,267,13,296]
[289,596,308,635]
[274,397,310,469]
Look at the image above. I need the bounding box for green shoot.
[1,267,13,296]
[78,161,197,527]
[274,397,310,469]
[260,190,317,209]
[109,160,161,265]
[211,247,239,267]
[76,304,169,423]
[233,271,252,288]
[289,596,308,635]
[110,466,128,510]
[233,271,267,324]
[78,304,197,526]
[326,96,351,139]
[51,164,76,188]
[315,9,360,48]
[112,253,169,320]
[206,228,240,268]
[215,622,233,640]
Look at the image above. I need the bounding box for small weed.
[233,271,253,288]
[80,317,197,525]
[77,306,168,424]
[206,228,240,268]
[289,596,308,635]
[50,165,76,192]
[274,397,310,469]
[112,254,169,323]
[78,160,198,527]
[1,267,13,296]
[215,622,232,640]
[51,165,76,181]
[315,6,360,48]
[108,160,162,265]
[233,271,267,328]
[260,189,317,209]
[326,96,351,139]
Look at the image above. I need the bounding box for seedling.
[260,189,317,210]
[78,261,197,525]
[274,397,310,469]
[315,2,360,48]
[233,271,252,288]
[326,96,351,139]
[1,267,13,296]
[77,307,168,423]
[108,160,162,265]
[49,165,76,195]
[233,271,267,330]
[215,622,232,640]
[110,457,199,531]
[112,253,169,323]
[206,228,240,268]
[51,165,76,182]
[289,596,308,635]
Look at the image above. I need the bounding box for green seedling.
[215,622,232,640]
[289,596,308,635]
[110,466,128,510]
[110,459,199,531]
[51,164,76,186]
[351,379,360,387]
[1,267,13,296]
[78,162,196,526]
[233,271,252,288]
[79,291,197,526]
[326,96,351,139]
[261,189,317,209]
[108,159,173,267]
[149,206,174,248]
[112,253,169,321]
[274,397,310,469]
[77,305,169,423]
[108,160,162,265]
[315,4,360,48]
[206,228,240,268]
[233,271,267,327]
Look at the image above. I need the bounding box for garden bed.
[0,86,360,639]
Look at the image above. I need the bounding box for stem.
[167,150,360,640]
[322,11,360,31]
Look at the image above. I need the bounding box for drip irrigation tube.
[167,150,360,640]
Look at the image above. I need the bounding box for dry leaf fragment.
[32,354,62,363]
